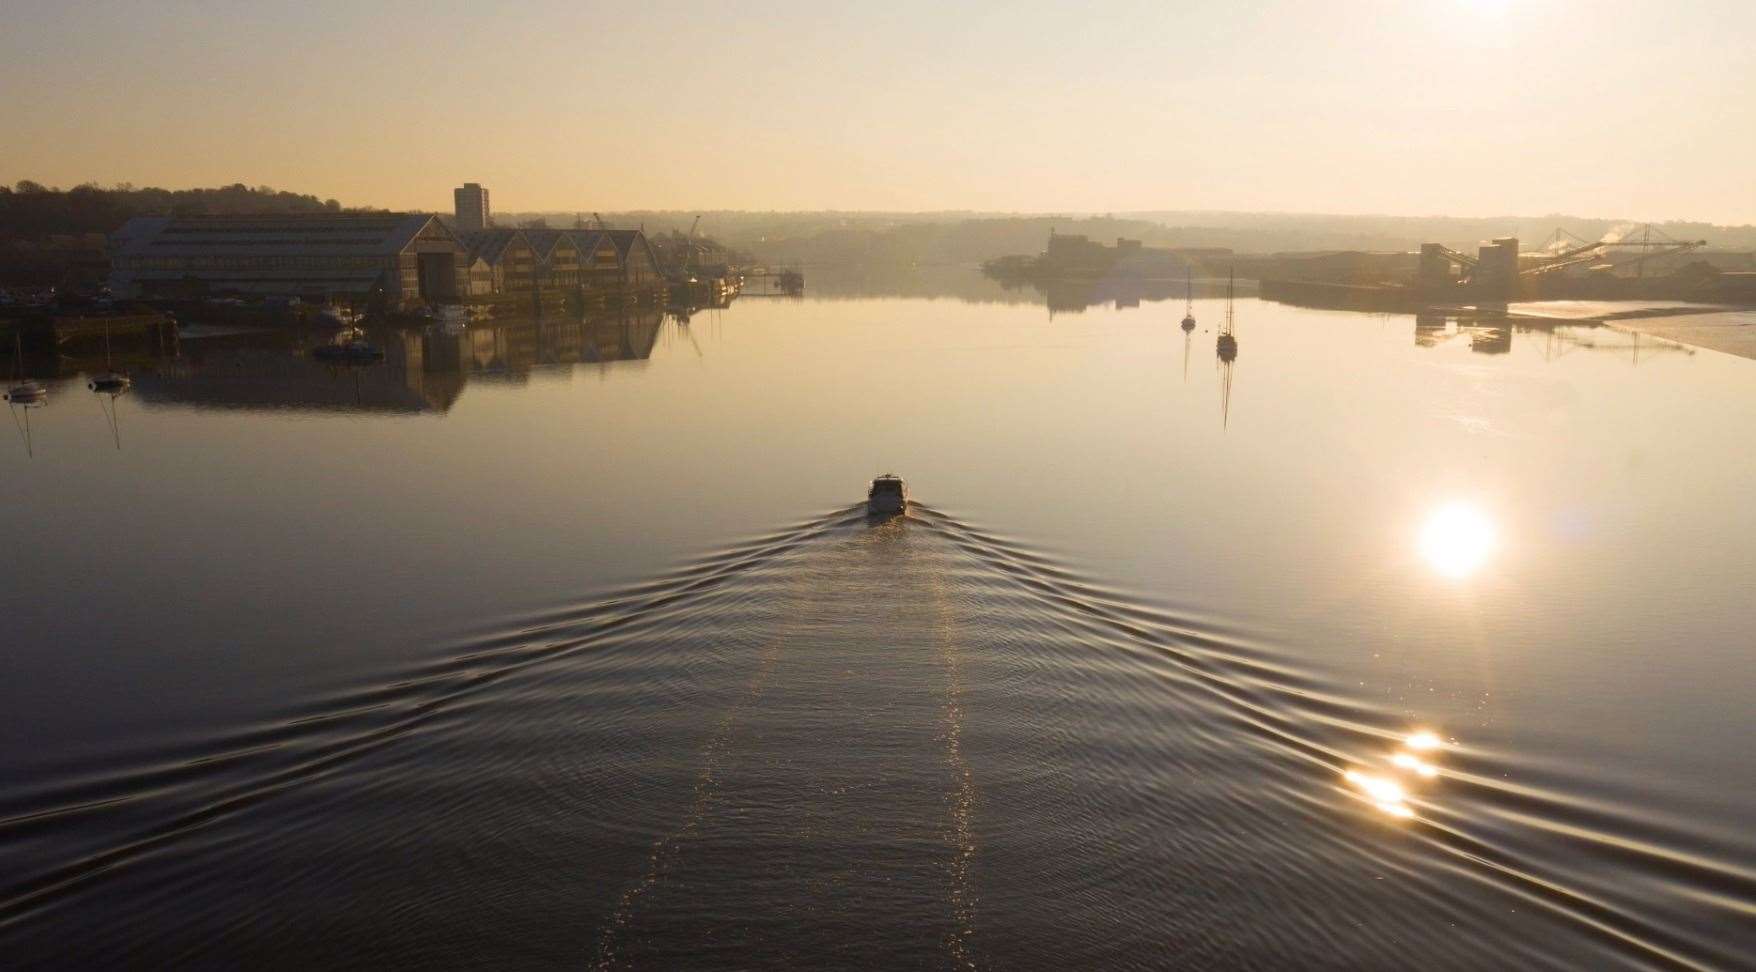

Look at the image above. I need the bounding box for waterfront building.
[1032,231,1230,279]
[459,227,665,305]
[108,213,469,309]
[1474,237,1520,299]
[605,229,663,290]
[578,230,625,289]
[1043,232,1117,274]
[464,229,540,297]
[454,183,491,234]
[523,229,585,290]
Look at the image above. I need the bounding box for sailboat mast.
[1225,267,1235,335]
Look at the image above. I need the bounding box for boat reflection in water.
[130,311,666,414]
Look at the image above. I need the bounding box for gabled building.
[522,229,585,290]
[572,229,623,289]
[605,230,663,290]
[456,226,667,309]
[463,229,522,296]
[462,229,543,297]
[109,213,468,309]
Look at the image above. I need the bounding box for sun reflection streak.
[1392,752,1439,778]
[1405,730,1442,751]
[1344,730,1449,820]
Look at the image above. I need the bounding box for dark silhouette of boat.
[312,328,386,364]
[867,474,909,516]
[5,334,47,404]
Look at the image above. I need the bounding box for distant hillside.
[0,181,357,240]
[499,210,1756,267]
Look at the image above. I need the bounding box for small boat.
[1181,269,1197,331]
[312,329,385,363]
[1215,267,1238,362]
[315,305,359,327]
[88,373,132,394]
[88,319,132,394]
[6,334,46,404]
[867,474,909,515]
[4,382,47,405]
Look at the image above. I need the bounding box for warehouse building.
[109,211,666,311]
[109,212,469,309]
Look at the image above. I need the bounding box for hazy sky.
[4,0,1752,221]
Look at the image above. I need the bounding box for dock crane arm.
[1522,238,1708,276]
[1435,245,1478,268]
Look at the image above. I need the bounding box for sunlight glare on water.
[1345,731,1450,820]
[1419,503,1497,579]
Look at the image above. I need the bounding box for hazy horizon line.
[9,178,1754,232]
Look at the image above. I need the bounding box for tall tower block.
[454,183,490,234]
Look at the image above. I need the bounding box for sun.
[1419,504,1496,579]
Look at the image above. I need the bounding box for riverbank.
[1505,302,1756,361]
[1601,308,1756,360]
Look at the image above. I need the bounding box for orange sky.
[4,0,1753,222]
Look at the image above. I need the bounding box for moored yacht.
[6,334,46,404]
[1181,269,1197,331]
[4,381,46,405]
[88,372,132,394]
[867,474,909,515]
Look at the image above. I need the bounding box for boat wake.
[1,504,1749,969]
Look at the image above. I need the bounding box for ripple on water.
[1,506,1749,970]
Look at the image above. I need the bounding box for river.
[2,278,1752,969]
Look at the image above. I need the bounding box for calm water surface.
[2,280,1753,969]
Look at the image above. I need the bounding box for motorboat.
[867,474,909,515]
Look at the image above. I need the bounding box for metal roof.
[463,229,525,265]
[113,213,450,259]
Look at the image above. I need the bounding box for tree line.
[0,181,359,240]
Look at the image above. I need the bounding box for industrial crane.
[1432,244,1479,269]
[1524,225,1707,277]
[681,215,703,272]
[1427,226,1709,288]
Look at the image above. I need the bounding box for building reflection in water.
[1411,310,1694,362]
[1042,277,1238,317]
[127,311,666,414]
